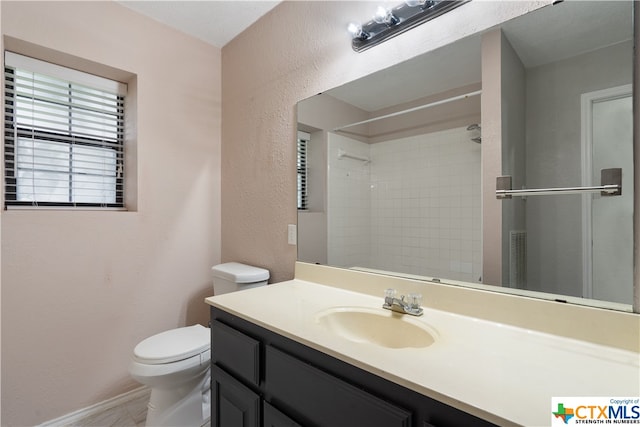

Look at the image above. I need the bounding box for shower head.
[467,123,481,144]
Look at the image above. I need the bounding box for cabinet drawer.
[211,319,260,385]
[265,345,412,427]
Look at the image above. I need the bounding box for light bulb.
[406,0,437,9]
[374,6,387,23]
[374,6,396,25]
[347,22,360,36]
[347,22,369,40]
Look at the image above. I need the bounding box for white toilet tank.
[211,262,269,295]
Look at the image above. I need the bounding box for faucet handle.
[407,293,423,309]
[384,288,397,299]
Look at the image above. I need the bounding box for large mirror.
[297,0,635,310]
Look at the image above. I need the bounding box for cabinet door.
[263,402,301,427]
[265,345,411,427]
[211,365,260,427]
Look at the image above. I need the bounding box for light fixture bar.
[350,0,470,52]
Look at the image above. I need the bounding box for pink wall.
[0,2,221,425]
[221,0,546,283]
[0,0,552,424]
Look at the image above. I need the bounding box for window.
[4,52,127,209]
[297,131,309,210]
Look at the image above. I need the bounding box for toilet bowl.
[129,263,269,426]
[130,325,211,427]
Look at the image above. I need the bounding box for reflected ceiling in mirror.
[296,0,635,312]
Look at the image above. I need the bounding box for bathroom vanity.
[205,263,640,427]
[209,307,494,427]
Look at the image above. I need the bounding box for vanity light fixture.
[348,0,470,52]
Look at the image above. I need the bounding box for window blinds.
[4,52,126,208]
[297,131,309,210]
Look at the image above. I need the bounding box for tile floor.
[59,391,148,427]
[51,389,210,426]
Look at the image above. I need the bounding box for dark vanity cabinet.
[210,307,497,427]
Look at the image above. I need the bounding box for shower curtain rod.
[332,89,482,132]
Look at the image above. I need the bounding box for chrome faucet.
[383,289,423,316]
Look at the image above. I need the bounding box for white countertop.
[205,279,640,426]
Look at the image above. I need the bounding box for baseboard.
[38,386,150,427]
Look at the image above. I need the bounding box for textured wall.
[221,0,549,283]
[499,31,527,286]
[1,2,221,425]
[525,42,632,297]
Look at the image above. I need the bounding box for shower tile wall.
[327,134,372,269]
[328,127,481,283]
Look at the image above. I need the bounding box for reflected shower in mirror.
[297,0,635,309]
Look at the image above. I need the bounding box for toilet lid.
[133,324,210,365]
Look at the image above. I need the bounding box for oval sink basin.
[315,307,437,349]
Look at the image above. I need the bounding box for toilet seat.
[133,324,210,365]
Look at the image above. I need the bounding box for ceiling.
[117,1,281,48]
[118,1,632,112]
[327,0,633,113]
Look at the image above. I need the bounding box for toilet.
[129,262,269,426]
